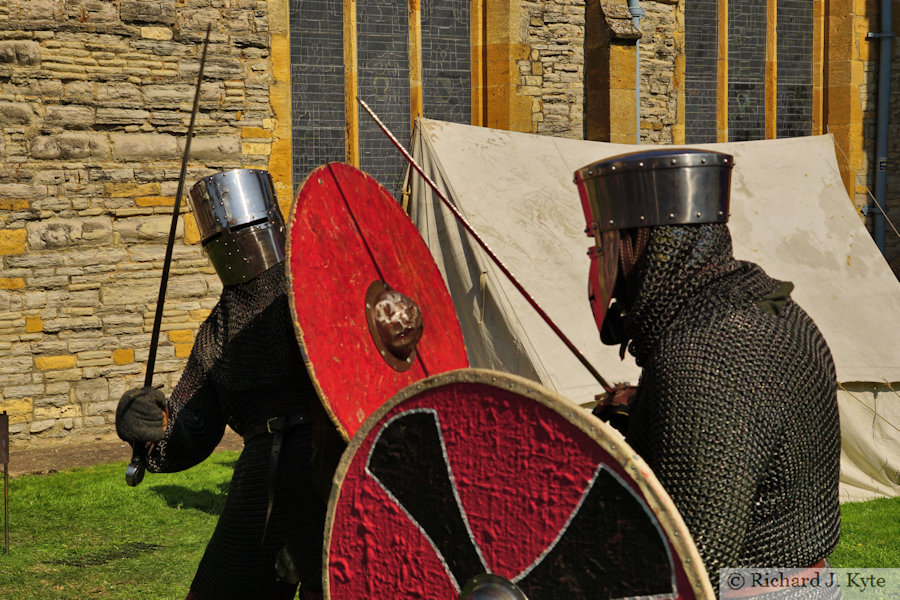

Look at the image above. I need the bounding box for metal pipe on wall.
[867,0,894,254]
[628,0,644,144]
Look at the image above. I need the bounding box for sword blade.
[144,24,211,389]
[127,25,211,487]
[357,97,611,392]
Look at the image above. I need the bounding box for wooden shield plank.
[287,163,469,440]
[325,368,715,600]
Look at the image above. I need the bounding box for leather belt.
[242,413,309,543]
[722,559,828,598]
[242,413,309,443]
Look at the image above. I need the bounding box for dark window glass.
[776,0,813,138]
[423,1,472,126]
[290,0,346,196]
[684,0,719,144]
[291,2,471,198]
[728,0,766,141]
[357,0,411,197]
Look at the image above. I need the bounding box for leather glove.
[116,386,167,444]
[592,383,638,435]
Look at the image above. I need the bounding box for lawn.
[0,452,235,600]
[0,454,896,598]
[830,495,900,568]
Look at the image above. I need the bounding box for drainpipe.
[866,0,893,255]
[628,0,644,144]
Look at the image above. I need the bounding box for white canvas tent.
[407,118,900,503]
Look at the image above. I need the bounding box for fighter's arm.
[132,306,227,473]
[628,338,775,584]
[144,348,225,473]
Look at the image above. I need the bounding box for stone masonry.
[514,0,679,142]
[638,0,678,144]
[0,0,282,447]
[519,0,586,138]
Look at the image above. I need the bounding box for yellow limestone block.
[34,355,77,370]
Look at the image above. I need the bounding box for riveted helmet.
[573,148,734,335]
[188,168,286,286]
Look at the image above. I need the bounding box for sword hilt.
[125,448,146,487]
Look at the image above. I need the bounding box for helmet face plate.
[188,168,286,285]
[586,229,619,334]
[574,148,734,337]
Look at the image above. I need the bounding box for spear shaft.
[357,97,611,393]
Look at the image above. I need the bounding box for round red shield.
[286,163,469,440]
[325,368,714,599]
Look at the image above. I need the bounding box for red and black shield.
[286,163,469,440]
[325,368,714,599]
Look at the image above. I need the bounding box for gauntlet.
[115,386,168,444]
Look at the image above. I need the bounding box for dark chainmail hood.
[622,223,779,366]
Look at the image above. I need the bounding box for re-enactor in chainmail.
[154,262,330,599]
[115,170,343,600]
[575,151,841,598]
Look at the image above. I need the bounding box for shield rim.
[323,367,715,600]
[286,164,338,437]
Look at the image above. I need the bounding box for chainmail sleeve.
[621,224,841,590]
[144,262,313,474]
[145,304,227,474]
[627,310,783,581]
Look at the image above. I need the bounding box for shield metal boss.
[325,368,714,600]
[287,163,469,440]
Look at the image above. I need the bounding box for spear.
[357,97,612,393]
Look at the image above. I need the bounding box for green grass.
[0,452,237,600]
[0,455,896,598]
[830,495,900,568]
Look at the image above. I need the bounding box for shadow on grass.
[150,481,230,515]
[46,541,162,567]
[218,458,238,469]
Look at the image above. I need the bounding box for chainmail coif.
[146,262,327,600]
[620,223,841,594]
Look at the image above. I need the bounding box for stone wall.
[0,0,282,447]
[638,0,678,144]
[850,0,899,278]
[518,0,585,138]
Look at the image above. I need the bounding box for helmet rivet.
[639,215,645,221]
[718,210,724,216]
[701,158,707,164]
[638,162,644,167]
[610,166,616,171]
[668,213,675,219]
[670,159,677,165]
[608,219,614,225]
[696,211,702,218]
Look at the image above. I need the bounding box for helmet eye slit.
[229,217,269,233]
